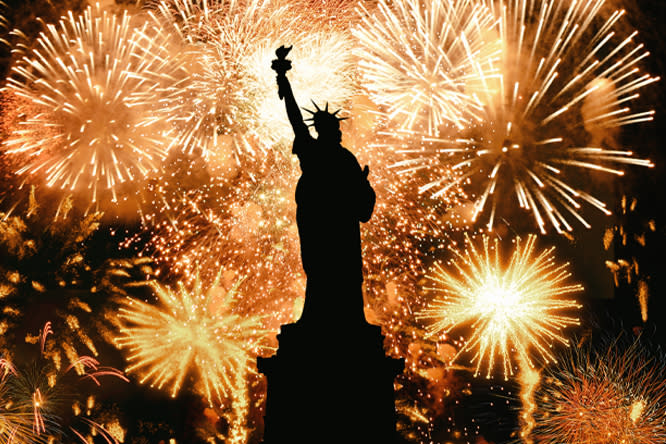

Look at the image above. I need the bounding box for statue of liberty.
[271,45,375,324]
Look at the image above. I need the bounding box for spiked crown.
[302,101,347,135]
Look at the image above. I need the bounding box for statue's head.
[303,101,347,143]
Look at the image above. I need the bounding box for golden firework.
[419,234,582,379]
[113,269,270,407]
[2,324,127,444]
[533,337,666,443]
[2,5,184,205]
[152,0,355,160]
[354,0,501,133]
[373,0,658,233]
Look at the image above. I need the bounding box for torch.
[271,45,292,100]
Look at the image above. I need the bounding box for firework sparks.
[112,268,270,407]
[353,0,501,134]
[350,0,496,227]
[0,356,46,444]
[345,91,471,327]
[2,4,184,206]
[382,0,658,233]
[130,149,304,329]
[419,234,582,379]
[149,0,280,161]
[533,337,666,443]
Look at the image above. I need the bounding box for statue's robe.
[292,131,375,324]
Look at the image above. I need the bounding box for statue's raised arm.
[271,45,309,139]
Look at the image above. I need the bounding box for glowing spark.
[353,0,502,133]
[2,5,184,205]
[384,0,658,233]
[39,322,53,354]
[113,269,270,407]
[631,400,647,424]
[638,280,649,322]
[419,234,582,379]
[533,337,666,443]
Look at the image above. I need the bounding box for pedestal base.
[258,319,404,444]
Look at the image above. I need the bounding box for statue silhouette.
[258,46,403,444]
[272,45,375,324]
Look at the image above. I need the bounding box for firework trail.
[112,268,271,408]
[363,0,658,233]
[533,336,666,443]
[419,234,582,379]
[517,355,539,444]
[1,4,184,207]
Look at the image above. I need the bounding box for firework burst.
[149,0,283,161]
[383,0,658,233]
[0,365,48,444]
[150,0,355,160]
[112,268,270,407]
[1,5,184,206]
[533,336,666,443]
[2,323,128,444]
[353,0,502,134]
[419,234,582,379]
[351,0,498,223]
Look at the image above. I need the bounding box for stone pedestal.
[258,317,404,444]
